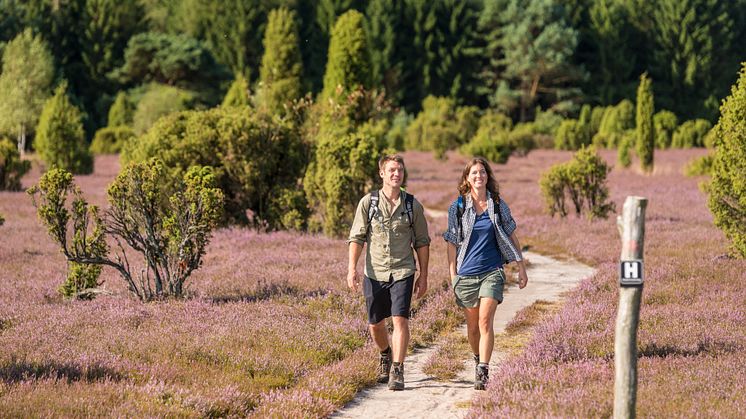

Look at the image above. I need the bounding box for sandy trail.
[333,251,595,419]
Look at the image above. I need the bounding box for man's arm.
[414,244,429,298]
[347,242,364,291]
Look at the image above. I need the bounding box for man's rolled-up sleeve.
[348,196,369,245]
[412,201,431,249]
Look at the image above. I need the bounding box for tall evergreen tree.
[635,73,654,172]
[0,28,55,153]
[365,0,406,104]
[402,0,483,109]
[483,0,585,121]
[198,0,268,81]
[81,0,144,124]
[256,7,303,115]
[34,82,93,174]
[651,0,734,119]
[321,10,370,101]
[588,0,636,104]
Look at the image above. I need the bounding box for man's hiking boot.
[378,352,392,384]
[473,353,479,365]
[475,363,489,390]
[388,363,404,390]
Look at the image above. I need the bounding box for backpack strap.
[403,192,414,226]
[456,195,465,242]
[367,190,380,235]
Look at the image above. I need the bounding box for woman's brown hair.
[458,157,500,202]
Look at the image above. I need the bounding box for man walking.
[347,154,431,390]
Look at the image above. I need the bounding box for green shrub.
[123,107,308,228]
[653,110,678,149]
[554,119,590,150]
[461,110,516,163]
[617,131,634,168]
[29,162,224,301]
[684,155,713,176]
[671,119,712,148]
[132,83,198,135]
[90,126,135,154]
[532,108,563,136]
[34,83,93,174]
[108,92,133,127]
[508,123,538,155]
[0,136,31,190]
[386,110,413,151]
[60,262,102,300]
[707,63,746,257]
[589,106,607,137]
[539,146,615,218]
[592,99,635,148]
[304,120,386,236]
[406,96,479,159]
[221,74,251,108]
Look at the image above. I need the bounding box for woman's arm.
[509,231,528,289]
[447,242,457,280]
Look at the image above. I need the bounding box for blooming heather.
[2,149,744,417]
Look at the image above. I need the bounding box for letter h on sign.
[620,260,643,286]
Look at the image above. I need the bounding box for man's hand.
[517,265,528,289]
[347,270,360,292]
[414,274,428,298]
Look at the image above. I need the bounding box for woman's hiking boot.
[377,350,392,383]
[475,363,489,390]
[388,363,404,390]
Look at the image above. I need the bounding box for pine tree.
[483,0,585,120]
[321,10,370,102]
[652,0,734,119]
[81,0,144,117]
[708,63,746,257]
[199,0,267,80]
[588,0,636,104]
[34,83,93,174]
[635,73,654,172]
[0,28,55,153]
[256,7,303,115]
[365,0,406,104]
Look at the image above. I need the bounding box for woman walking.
[443,157,528,390]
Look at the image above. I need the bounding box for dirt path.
[332,251,595,419]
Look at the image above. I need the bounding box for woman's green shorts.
[452,269,505,308]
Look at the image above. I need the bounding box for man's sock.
[380,347,391,356]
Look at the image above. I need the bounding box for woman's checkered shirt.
[442,192,523,270]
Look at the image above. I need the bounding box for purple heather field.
[1,149,744,417]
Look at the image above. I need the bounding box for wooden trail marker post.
[614,196,647,419]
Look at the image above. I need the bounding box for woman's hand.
[517,264,528,289]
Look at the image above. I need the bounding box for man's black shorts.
[363,274,415,324]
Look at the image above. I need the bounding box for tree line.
[1,0,744,142]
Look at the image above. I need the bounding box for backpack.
[456,194,503,242]
[368,189,415,233]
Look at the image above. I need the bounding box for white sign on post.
[620,260,643,286]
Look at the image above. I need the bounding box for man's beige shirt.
[348,190,431,282]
